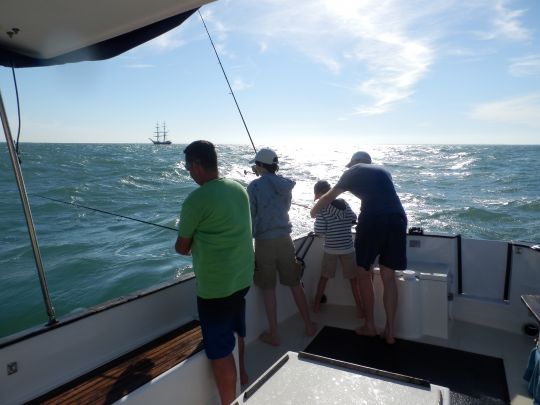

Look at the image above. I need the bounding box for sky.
[0,0,539,145]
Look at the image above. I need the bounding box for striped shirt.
[314,199,357,254]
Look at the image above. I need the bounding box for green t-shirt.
[178,178,254,299]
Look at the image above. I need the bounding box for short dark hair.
[314,180,331,195]
[184,140,217,170]
[256,161,278,173]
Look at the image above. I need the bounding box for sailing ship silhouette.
[149,122,172,145]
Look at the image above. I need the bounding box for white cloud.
[206,0,535,117]
[475,0,532,41]
[258,42,268,53]
[231,78,253,91]
[509,55,540,77]
[235,0,437,115]
[150,31,189,51]
[470,94,540,127]
[125,64,154,69]
[493,0,531,40]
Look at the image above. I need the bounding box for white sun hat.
[250,148,279,165]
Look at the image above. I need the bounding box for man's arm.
[175,236,193,256]
[310,187,344,218]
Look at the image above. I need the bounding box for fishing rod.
[199,12,314,212]
[198,10,257,154]
[31,194,178,232]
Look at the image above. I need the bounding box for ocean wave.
[428,206,512,222]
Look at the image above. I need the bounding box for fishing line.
[198,11,313,211]
[31,194,178,232]
[198,10,257,154]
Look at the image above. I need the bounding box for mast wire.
[31,194,178,232]
[198,10,257,154]
[10,63,22,161]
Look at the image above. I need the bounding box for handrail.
[0,88,57,325]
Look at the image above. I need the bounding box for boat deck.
[243,304,535,405]
[20,304,535,404]
[27,320,203,405]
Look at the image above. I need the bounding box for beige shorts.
[321,252,358,279]
[254,235,302,289]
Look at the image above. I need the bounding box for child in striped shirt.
[312,180,363,317]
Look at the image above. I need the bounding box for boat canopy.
[0,0,215,68]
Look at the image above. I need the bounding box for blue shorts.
[197,287,249,360]
[355,213,407,270]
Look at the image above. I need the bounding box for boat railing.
[1,89,57,326]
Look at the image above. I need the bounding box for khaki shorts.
[254,235,302,289]
[321,252,358,279]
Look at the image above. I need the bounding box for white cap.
[250,148,278,165]
[346,151,372,167]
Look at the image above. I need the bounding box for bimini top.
[0,0,215,68]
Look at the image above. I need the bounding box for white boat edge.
[1,232,539,404]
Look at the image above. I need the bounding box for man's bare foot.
[259,331,280,346]
[384,335,396,344]
[240,370,249,387]
[355,324,377,337]
[381,328,396,345]
[305,322,317,337]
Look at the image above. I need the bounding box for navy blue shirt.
[336,164,406,219]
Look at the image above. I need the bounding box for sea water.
[0,143,539,338]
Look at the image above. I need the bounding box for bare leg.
[290,284,317,336]
[349,277,364,318]
[260,288,280,346]
[380,264,397,344]
[313,277,328,313]
[237,335,249,387]
[211,354,237,405]
[355,267,377,337]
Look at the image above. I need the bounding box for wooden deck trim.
[27,320,203,404]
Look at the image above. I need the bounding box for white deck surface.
[236,351,448,404]
[243,304,535,405]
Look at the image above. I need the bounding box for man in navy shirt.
[311,151,407,344]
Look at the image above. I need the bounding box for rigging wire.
[31,194,178,232]
[10,63,22,161]
[198,10,257,154]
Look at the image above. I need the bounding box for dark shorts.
[197,287,249,360]
[355,213,407,270]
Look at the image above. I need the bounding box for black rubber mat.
[304,326,510,405]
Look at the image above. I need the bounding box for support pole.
[0,88,57,325]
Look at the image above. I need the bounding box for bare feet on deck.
[305,322,318,337]
[355,324,378,337]
[381,328,396,345]
[240,370,249,388]
[259,331,280,346]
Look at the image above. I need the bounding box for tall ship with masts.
[149,121,172,145]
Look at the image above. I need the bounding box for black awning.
[0,9,197,68]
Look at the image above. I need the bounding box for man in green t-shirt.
[175,140,254,405]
